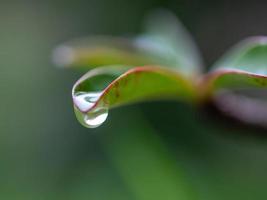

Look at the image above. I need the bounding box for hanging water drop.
[73,91,102,112]
[83,108,108,128]
[73,91,109,128]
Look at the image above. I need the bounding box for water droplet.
[74,92,102,112]
[83,108,108,128]
[73,92,109,128]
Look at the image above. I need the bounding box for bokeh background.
[1,0,267,199]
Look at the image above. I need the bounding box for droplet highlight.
[83,108,108,128]
[73,92,109,128]
[74,92,102,112]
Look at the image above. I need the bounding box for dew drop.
[73,92,109,128]
[74,92,102,112]
[83,108,108,128]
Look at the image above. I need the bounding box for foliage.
[53,9,267,128]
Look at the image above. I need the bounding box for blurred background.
[1,0,267,199]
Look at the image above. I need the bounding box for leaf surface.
[203,37,267,98]
[202,37,267,126]
[139,9,203,75]
[72,65,196,128]
[52,36,160,69]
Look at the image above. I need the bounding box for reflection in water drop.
[83,108,108,128]
[73,91,109,128]
[74,92,102,112]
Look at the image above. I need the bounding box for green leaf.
[213,36,267,74]
[52,10,202,77]
[202,37,267,98]
[102,111,196,200]
[201,37,267,126]
[138,9,203,76]
[72,65,196,128]
[52,36,162,69]
[201,69,267,99]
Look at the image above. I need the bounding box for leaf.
[102,111,196,200]
[52,36,162,69]
[72,65,196,128]
[201,36,267,126]
[213,36,267,74]
[213,89,267,128]
[202,36,267,98]
[52,10,202,77]
[201,68,267,99]
[138,9,203,76]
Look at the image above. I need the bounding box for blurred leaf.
[52,36,162,69]
[101,111,196,200]
[213,36,267,74]
[201,69,267,99]
[53,10,202,77]
[202,37,267,126]
[202,37,267,98]
[138,9,203,76]
[72,65,196,128]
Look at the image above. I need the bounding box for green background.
[1,0,267,199]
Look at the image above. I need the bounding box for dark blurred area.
[1,0,267,199]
